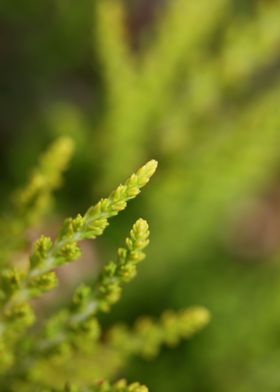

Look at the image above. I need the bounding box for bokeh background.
[2,0,280,390]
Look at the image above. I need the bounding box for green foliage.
[61,379,149,392]
[107,307,210,359]
[3,0,280,390]
[0,137,74,264]
[0,140,209,391]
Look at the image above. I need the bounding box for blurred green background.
[2,0,280,390]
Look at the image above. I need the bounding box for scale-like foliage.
[0,139,209,391]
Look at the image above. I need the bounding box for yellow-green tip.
[180,306,211,335]
[144,159,158,176]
